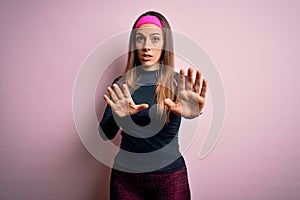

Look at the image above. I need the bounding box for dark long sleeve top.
[99,68,186,173]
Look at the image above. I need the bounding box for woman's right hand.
[104,83,149,118]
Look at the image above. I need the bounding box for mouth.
[141,54,153,61]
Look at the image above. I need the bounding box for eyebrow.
[136,32,162,36]
[151,33,161,36]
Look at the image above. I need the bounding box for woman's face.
[135,24,164,71]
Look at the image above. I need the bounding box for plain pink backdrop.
[1,0,300,199]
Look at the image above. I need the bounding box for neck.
[141,63,160,71]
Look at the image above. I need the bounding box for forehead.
[136,24,163,35]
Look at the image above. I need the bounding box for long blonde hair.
[124,11,175,123]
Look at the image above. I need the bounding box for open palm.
[104,83,149,118]
[164,67,208,119]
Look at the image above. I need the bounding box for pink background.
[1,0,300,199]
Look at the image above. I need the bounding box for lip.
[141,54,153,61]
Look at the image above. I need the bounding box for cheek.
[135,43,142,50]
[154,49,163,58]
[136,49,143,57]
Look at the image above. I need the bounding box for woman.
[99,11,207,200]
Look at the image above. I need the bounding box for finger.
[193,70,202,93]
[164,98,181,116]
[112,83,124,99]
[179,69,185,91]
[134,104,149,112]
[122,84,131,98]
[164,98,176,109]
[104,94,114,107]
[107,87,118,102]
[186,67,194,90]
[200,79,208,98]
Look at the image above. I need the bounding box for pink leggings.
[110,166,191,200]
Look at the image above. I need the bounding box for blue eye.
[152,37,160,42]
[136,36,144,42]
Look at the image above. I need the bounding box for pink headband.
[135,15,163,29]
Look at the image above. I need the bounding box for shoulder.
[111,74,126,86]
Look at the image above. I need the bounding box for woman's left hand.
[164,67,208,119]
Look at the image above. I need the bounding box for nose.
[143,38,152,50]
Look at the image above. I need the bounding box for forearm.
[99,106,120,140]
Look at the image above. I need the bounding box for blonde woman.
[99,11,207,200]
